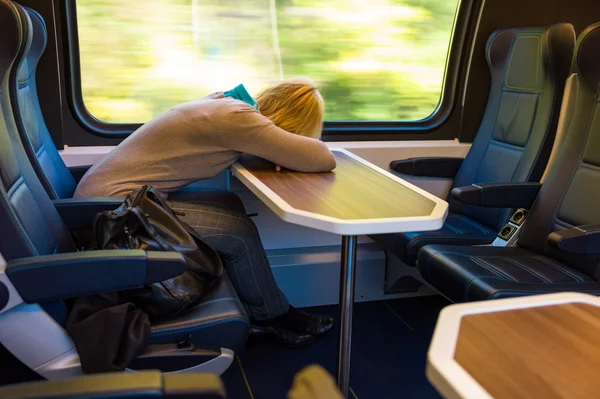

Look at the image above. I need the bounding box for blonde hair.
[255,78,324,139]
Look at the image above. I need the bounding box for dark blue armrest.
[451,182,542,209]
[0,370,225,398]
[391,157,464,178]
[53,197,125,230]
[6,250,185,303]
[548,224,600,255]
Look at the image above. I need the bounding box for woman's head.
[255,78,324,139]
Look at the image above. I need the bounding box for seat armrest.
[68,165,93,183]
[6,250,185,303]
[390,157,464,178]
[54,197,125,230]
[450,182,542,208]
[0,370,225,399]
[548,224,600,255]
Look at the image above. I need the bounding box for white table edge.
[427,292,600,399]
[230,148,449,236]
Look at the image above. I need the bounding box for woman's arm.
[219,104,336,172]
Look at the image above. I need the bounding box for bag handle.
[131,185,153,208]
[130,206,218,280]
[143,187,185,217]
[135,185,223,276]
[130,206,172,252]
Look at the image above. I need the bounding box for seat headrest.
[485,27,517,72]
[16,6,47,89]
[0,0,26,84]
[574,22,600,93]
[486,23,575,94]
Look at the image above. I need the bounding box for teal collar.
[223,84,258,110]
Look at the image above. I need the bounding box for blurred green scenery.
[76,0,459,123]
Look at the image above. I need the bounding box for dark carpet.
[222,295,450,399]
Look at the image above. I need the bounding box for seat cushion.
[376,213,497,265]
[148,273,249,353]
[418,245,600,302]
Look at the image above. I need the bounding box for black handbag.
[93,185,223,321]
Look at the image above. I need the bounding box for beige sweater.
[74,92,336,198]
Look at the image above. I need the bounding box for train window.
[75,0,461,124]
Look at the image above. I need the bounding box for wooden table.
[231,148,448,397]
[427,292,600,399]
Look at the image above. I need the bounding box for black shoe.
[249,322,314,348]
[277,306,336,336]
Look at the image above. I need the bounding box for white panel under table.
[231,148,448,396]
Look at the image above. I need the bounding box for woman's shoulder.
[163,93,264,134]
[174,92,254,114]
[215,97,262,123]
[172,92,224,110]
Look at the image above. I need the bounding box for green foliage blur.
[76,0,459,123]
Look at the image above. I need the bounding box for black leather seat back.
[12,7,76,200]
[450,24,575,232]
[0,0,76,262]
[519,23,600,279]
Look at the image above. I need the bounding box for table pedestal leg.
[337,235,357,397]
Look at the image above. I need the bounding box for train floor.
[223,295,449,399]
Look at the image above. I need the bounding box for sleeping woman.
[74,78,336,347]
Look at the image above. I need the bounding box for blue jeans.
[168,190,290,320]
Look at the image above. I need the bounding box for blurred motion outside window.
[76,0,460,124]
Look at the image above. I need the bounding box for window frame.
[63,0,476,141]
